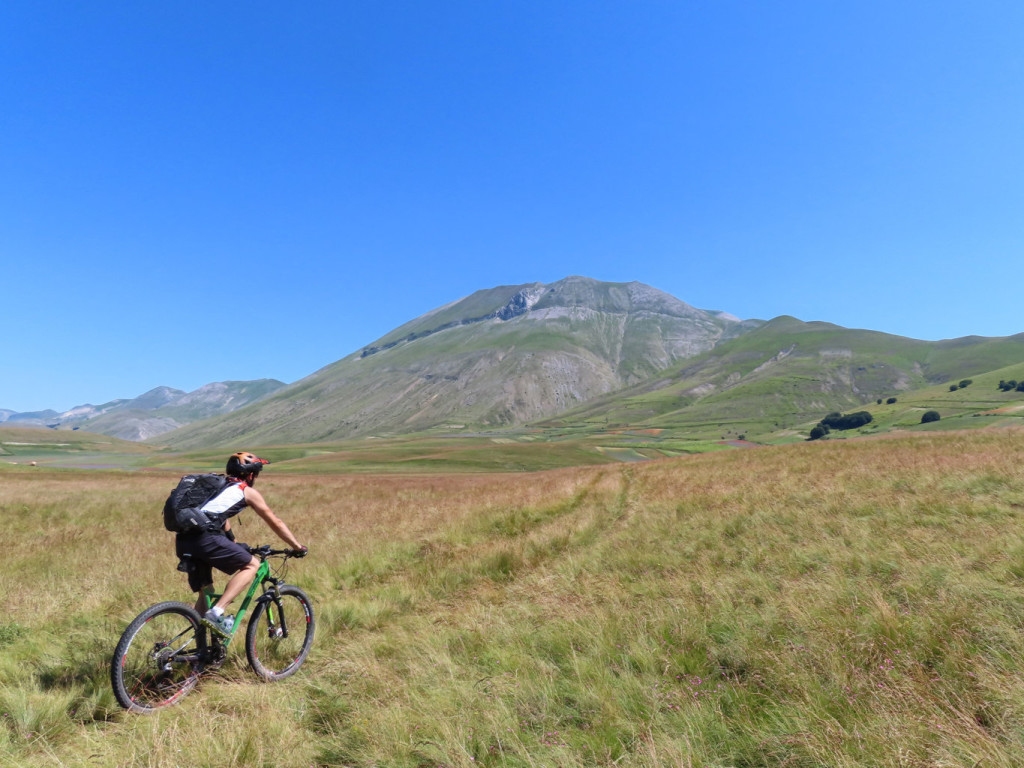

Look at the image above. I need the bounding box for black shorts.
[175,532,254,592]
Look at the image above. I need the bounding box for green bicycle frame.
[200,558,274,646]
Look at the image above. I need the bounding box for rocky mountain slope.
[156,277,762,448]
[1,379,286,441]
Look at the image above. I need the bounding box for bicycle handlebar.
[246,545,307,559]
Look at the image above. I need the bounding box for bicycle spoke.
[112,603,204,712]
[245,586,315,680]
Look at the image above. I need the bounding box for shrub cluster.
[821,411,873,430]
[998,379,1024,392]
[949,379,973,392]
[808,410,873,440]
[921,410,941,424]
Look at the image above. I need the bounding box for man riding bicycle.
[175,451,306,636]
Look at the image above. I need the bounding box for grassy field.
[0,427,154,470]
[148,437,623,475]
[3,429,1024,766]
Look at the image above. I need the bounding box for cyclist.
[175,451,306,636]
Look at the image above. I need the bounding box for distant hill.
[156,277,760,449]
[0,379,286,441]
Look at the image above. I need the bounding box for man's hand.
[292,546,308,558]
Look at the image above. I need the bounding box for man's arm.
[243,486,304,550]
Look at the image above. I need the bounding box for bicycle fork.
[257,584,290,640]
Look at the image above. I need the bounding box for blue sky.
[3,2,1024,413]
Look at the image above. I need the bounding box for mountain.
[1,379,286,441]
[14,277,1024,451]
[156,277,762,448]
[0,408,62,424]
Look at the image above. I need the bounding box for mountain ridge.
[9,276,1024,448]
[0,379,286,441]
[154,276,758,448]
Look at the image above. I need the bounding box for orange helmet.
[226,451,269,482]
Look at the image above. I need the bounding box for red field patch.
[980,405,1024,415]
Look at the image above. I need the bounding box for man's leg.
[194,584,215,615]
[212,556,260,612]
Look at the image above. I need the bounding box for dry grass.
[2,429,1024,766]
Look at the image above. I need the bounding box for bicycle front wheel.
[111,601,206,713]
[245,585,315,680]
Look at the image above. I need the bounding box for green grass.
[151,437,619,474]
[0,427,156,470]
[5,430,1024,765]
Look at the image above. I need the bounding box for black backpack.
[163,473,233,533]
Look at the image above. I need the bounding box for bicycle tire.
[111,601,206,713]
[245,585,315,681]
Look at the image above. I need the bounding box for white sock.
[211,606,224,617]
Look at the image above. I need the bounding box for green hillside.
[812,361,1024,438]
[541,318,1024,444]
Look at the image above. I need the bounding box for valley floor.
[3,428,1024,766]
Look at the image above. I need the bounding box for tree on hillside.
[808,425,827,441]
[949,384,959,392]
[959,379,973,388]
[921,410,940,424]
[820,411,873,430]
[1018,381,1024,393]
[886,397,897,404]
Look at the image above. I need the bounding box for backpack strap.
[200,480,249,523]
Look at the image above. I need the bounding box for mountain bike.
[111,545,314,714]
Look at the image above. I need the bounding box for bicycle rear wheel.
[111,601,206,713]
[245,585,315,680]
